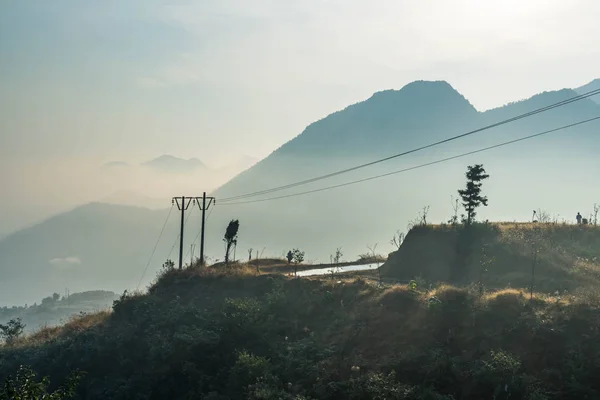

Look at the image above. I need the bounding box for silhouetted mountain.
[575,78,600,104]
[214,81,598,197]
[142,155,207,173]
[275,81,478,157]
[2,80,600,305]
[0,203,175,305]
[100,190,168,210]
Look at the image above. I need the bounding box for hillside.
[214,81,599,198]
[2,267,600,398]
[2,79,600,305]
[0,203,175,305]
[381,222,600,293]
[575,78,600,104]
[0,290,117,334]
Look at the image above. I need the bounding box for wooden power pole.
[173,196,192,270]
[197,192,215,266]
[172,193,215,270]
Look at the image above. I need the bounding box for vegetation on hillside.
[0,365,83,400]
[0,291,117,335]
[381,222,600,292]
[3,265,600,399]
[2,162,599,399]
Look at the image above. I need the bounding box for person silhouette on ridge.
[576,212,582,225]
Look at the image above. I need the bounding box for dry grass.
[5,266,600,398]
[10,310,110,348]
[382,221,600,293]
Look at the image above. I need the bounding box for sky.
[0,0,599,235]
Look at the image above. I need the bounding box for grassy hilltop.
[382,222,600,294]
[2,250,600,399]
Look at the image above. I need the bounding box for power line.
[219,88,600,203]
[136,205,174,290]
[218,116,600,206]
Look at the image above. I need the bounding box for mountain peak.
[399,79,455,91]
[143,155,207,173]
[365,79,475,111]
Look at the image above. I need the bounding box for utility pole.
[197,192,215,266]
[172,193,215,270]
[173,196,192,270]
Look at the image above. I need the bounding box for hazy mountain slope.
[100,190,168,209]
[214,80,480,197]
[213,82,598,199]
[2,80,600,305]
[143,155,207,173]
[208,81,600,264]
[575,78,600,104]
[0,203,176,305]
[482,89,599,135]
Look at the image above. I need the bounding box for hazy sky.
[0,0,599,234]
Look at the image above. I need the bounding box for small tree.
[533,209,551,223]
[248,248,253,262]
[333,247,343,264]
[407,206,430,230]
[0,365,84,399]
[291,249,305,276]
[223,219,240,265]
[0,318,25,345]
[458,164,490,225]
[286,250,293,264]
[593,203,599,226]
[292,249,305,264]
[158,259,175,278]
[448,195,460,225]
[390,230,405,250]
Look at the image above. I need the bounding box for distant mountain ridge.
[2,79,600,305]
[100,190,168,210]
[213,80,599,197]
[142,155,207,173]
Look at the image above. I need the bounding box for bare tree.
[420,205,430,225]
[248,248,253,261]
[533,209,551,223]
[448,195,460,225]
[333,247,343,264]
[407,206,430,230]
[390,230,405,250]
